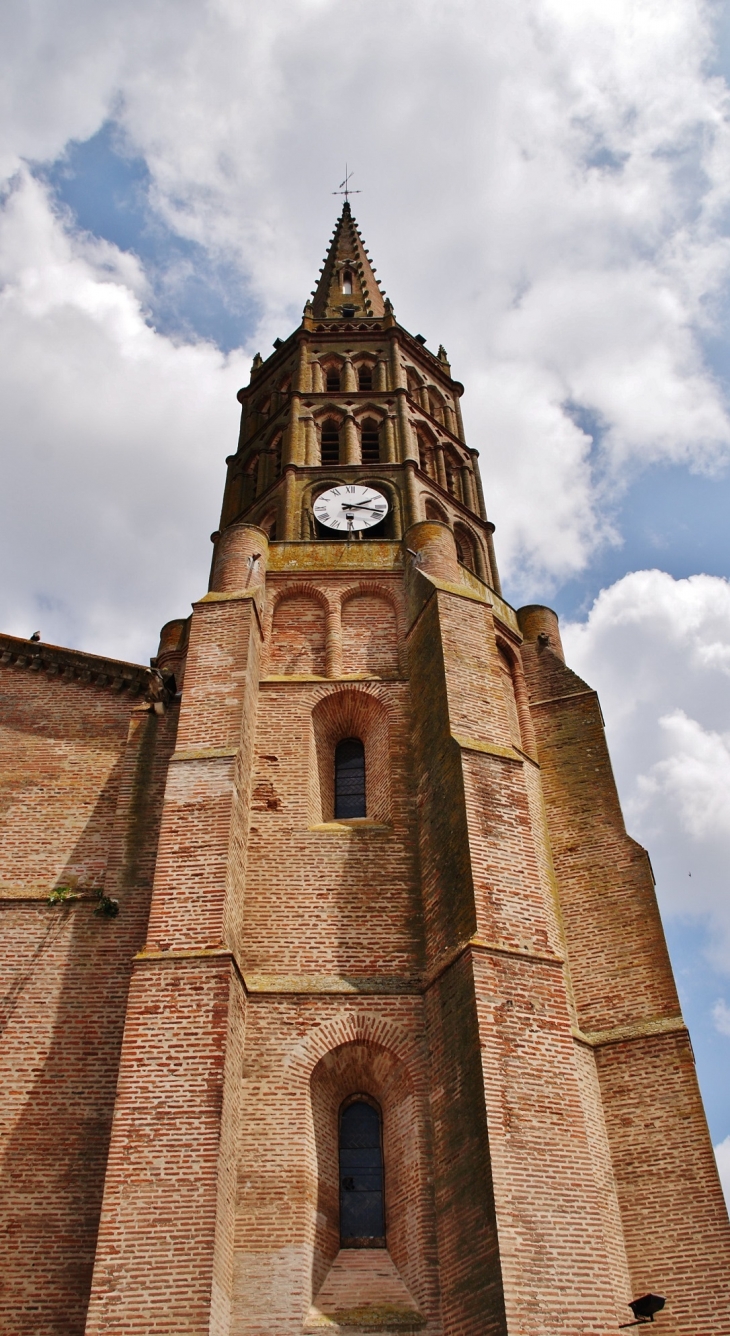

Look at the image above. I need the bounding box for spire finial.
[332,164,361,206]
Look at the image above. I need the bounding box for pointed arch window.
[342,271,353,295]
[357,363,373,392]
[360,418,380,464]
[326,366,341,393]
[340,1099,385,1246]
[335,738,366,818]
[320,420,341,466]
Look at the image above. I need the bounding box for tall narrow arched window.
[358,363,373,392]
[335,738,366,818]
[339,1099,384,1247]
[342,270,353,294]
[326,366,341,393]
[320,420,341,466]
[360,418,380,464]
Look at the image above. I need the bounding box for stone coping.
[0,631,148,695]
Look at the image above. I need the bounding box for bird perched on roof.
[29,631,40,642]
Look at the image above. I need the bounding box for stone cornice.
[0,631,148,695]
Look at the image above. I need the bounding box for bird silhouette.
[29,631,40,642]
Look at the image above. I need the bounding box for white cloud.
[715,1135,730,1210]
[0,0,728,603]
[713,1000,730,1038]
[563,571,730,971]
[0,170,249,662]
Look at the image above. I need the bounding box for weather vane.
[333,164,361,204]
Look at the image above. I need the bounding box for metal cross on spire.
[332,164,361,204]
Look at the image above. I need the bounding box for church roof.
[310,202,387,319]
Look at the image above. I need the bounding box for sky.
[2,0,730,1201]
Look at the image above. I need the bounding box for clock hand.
[340,502,385,513]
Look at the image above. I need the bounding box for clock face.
[313,484,389,532]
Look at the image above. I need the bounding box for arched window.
[342,270,353,294]
[428,389,444,424]
[339,1099,384,1246]
[320,420,341,466]
[425,498,448,523]
[326,366,341,393]
[454,524,477,574]
[415,431,435,478]
[335,738,366,818]
[357,363,373,392]
[360,418,380,464]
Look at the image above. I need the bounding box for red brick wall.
[230,1000,443,1336]
[520,633,730,1333]
[242,679,421,981]
[0,658,176,1336]
[598,1032,730,1336]
[85,591,264,1333]
[269,593,327,676]
[341,591,399,677]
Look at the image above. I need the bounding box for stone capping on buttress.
[209,522,270,594]
[516,604,565,662]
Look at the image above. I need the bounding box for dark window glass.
[335,738,366,818]
[340,1101,384,1245]
[326,368,341,393]
[358,365,373,391]
[361,419,380,464]
[321,422,340,466]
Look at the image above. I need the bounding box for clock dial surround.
[313,485,389,533]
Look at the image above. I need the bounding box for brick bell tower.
[82,204,730,1336]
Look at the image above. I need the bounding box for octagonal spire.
[310,203,387,319]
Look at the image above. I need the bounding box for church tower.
[3,205,729,1336]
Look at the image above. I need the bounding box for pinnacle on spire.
[310,202,387,319]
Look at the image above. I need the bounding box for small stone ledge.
[422,932,564,992]
[171,746,239,762]
[0,632,148,696]
[309,820,392,834]
[573,1014,687,1049]
[304,1310,424,1333]
[451,732,524,764]
[245,973,418,995]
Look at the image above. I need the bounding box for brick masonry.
[2,238,730,1335]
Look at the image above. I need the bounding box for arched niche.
[341,588,399,678]
[309,1039,427,1313]
[269,587,328,676]
[309,688,391,825]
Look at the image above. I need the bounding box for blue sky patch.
[36,121,260,352]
